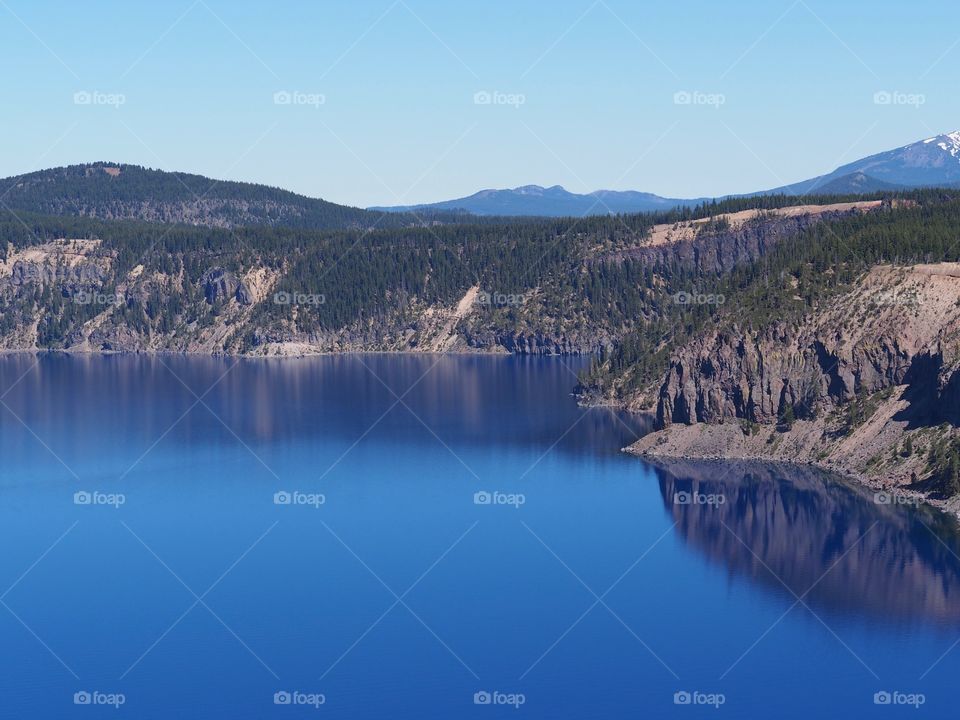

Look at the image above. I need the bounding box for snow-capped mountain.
[371,131,960,217]
[928,130,960,159]
[767,131,960,195]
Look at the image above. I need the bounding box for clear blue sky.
[1,0,957,207]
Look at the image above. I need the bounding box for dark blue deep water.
[2,353,960,718]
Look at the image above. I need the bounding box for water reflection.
[0,352,650,458]
[653,459,960,626]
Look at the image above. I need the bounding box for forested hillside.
[0,187,939,358]
[581,190,960,403]
[0,163,449,231]
[589,189,960,510]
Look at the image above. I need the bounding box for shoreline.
[6,347,951,520]
[624,442,957,519]
[0,346,524,359]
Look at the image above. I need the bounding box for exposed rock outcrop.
[1,239,110,291]
[201,267,241,304]
[596,200,885,274]
[629,263,960,513]
[653,265,959,429]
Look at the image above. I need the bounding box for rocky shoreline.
[618,263,960,519]
[624,425,956,517]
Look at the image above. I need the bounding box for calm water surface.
[1,353,959,718]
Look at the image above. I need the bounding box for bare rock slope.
[629,263,960,513]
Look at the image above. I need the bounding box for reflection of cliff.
[653,459,960,626]
[0,353,651,457]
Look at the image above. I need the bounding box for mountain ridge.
[371,131,960,217]
[0,162,451,231]
[370,184,708,216]
[5,130,959,225]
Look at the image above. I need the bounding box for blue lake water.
[1,353,960,718]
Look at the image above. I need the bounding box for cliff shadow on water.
[650,458,960,627]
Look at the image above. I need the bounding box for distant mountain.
[0,162,431,231]
[4,132,960,227]
[793,171,905,195]
[763,131,960,195]
[370,185,706,217]
[373,131,960,217]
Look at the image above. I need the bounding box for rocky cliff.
[0,238,600,357]
[595,201,883,274]
[629,263,960,512]
[3,198,881,359]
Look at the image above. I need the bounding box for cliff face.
[594,201,883,274]
[630,264,960,510]
[654,325,917,428]
[655,264,960,428]
[0,198,886,359]
[603,213,834,275]
[0,239,603,357]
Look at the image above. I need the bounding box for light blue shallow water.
[1,353,959,718]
